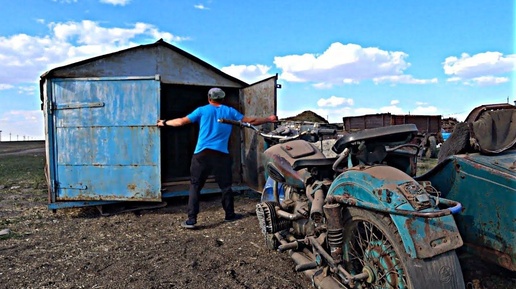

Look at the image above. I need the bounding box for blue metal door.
[50,76,161,201]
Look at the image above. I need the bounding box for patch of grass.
[0,216,24,227]
[0,141,44,154]
[0,154,46,187]
[416,157,439,176]
[0,230,23,241]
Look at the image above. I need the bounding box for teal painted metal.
[47,76,161,203]
[417,149,516,271]
[327,166,463,259]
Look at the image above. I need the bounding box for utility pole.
[0,130,2,142]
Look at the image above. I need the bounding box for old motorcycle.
[219,118,465,289]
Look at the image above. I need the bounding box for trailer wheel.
[425,135,438,158]
[342,207,465,289]
[428,135,437,159]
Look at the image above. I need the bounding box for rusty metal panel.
[50,77,161,201]
[240,76,277,192]
[343,113,392,132]
[343,114,441,135]
[403,115,441,134]
[418,151,516,270]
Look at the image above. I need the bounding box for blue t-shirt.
[187,104,244,154]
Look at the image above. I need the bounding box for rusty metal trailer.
[342,113,442,157]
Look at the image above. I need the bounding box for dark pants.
[187,149,235,221]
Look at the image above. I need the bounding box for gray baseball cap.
[208,87,225,100]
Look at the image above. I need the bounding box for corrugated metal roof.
[40,39,248,101]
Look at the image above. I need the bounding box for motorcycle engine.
[256,196,314,237]
[256,201,290,234]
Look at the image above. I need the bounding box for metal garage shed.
[39,39,277,210]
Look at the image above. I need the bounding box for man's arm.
[157,117,191,127]
[241,115,278,125]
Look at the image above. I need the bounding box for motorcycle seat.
[332,124,419,154]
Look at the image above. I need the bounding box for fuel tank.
[264,139,326,166]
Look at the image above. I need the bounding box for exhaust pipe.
[290,252,346,289]
[276,233,346,289]
[310,187,325,222]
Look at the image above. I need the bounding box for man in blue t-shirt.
[157,87,277,229]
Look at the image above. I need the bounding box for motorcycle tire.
[341,207,465,289]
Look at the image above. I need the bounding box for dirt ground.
[1,144,515,289]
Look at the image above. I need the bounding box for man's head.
[208,87,225,101]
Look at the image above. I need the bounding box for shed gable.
[43,40,246,88]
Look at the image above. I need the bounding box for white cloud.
[378,105,404,115]
[99,0,130,6]
[411,105,439,115]
[0,20,188,86]
[373,75,438,84]
[390,100,400,105]
[194,4,209,10]
[17,85,37,95]
[313,82,334,89]
[50,21,186,46]
[220,64,272,83]
[446,77,462,83]
[273,42,432,86]
[469,76,509,86]
[0,84,14,90]
[317,96,354,107]
[342,79,359,84]
[443,51,516,84]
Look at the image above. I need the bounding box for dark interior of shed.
[159,84,241,187]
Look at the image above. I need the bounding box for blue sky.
[0,0,514,141]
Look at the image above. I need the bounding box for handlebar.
[218,118,257,129]
[218,118,301,143]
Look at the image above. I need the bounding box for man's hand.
[157,119,166,127]
[268,115,278,123]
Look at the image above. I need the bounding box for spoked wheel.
[342,207,465,289]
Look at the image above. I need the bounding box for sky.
[0,0,514,141]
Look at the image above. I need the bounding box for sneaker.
[224,213,244,222]
[181,219,196,229]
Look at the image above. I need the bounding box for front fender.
[327,165,463,259]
